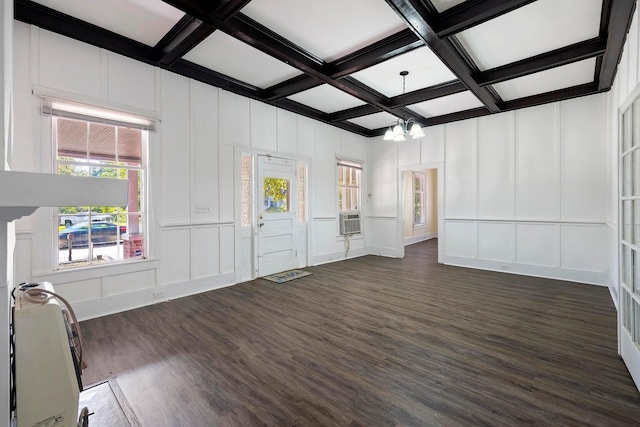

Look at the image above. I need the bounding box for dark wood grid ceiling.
[14,0,637,138]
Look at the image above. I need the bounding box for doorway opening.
[402,168,438,246]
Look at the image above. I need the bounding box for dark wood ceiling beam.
[271,99,375,137]
[598,0,636,90]
[338,77,430,124]
[15,0,154,64]
[171,60,261,99]
[153,14,199,56]
[385,0,501,113]
[327,105,381,122]
[212,0,254,20]
[262,75,323,101]
[502,82,603,111]
[477,37,607,87]
[422,107,492,126]
[155,21,216,66]
[154,0,251,66]
[162,2,426,121]
[385,80,467,108]
[369,106,491,136]
[328,29,424,79]
[221,14,325,75]
[436,0,539,38]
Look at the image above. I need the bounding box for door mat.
[262,269,312,283]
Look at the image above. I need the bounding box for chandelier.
[383,71,425,141]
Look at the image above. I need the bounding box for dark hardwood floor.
[81,239,640,426]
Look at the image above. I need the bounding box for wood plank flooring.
[80,239,640,426]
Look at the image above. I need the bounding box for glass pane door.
[620,98,640,389]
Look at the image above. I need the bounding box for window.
[298,161,306,223]
[413,172,426,226]
[263,177,290,213]
[241,154,252,226]
[338,159,362,212]
[51,101,150,269]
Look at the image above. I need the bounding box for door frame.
[234,148,311,283]
[397,161,444,262]
[617,81,640,391]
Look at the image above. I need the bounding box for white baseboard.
[311,247,367,266]
[404,233,437,246]
[74,272,236,321]
[443,256,608,286]
[367,246,401,258]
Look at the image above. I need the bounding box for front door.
[257,154,298,277]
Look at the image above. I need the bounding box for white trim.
[443,255,608,286]
[160,221,234,228]
[72,272,235,321]
[32,86,157,121]
[404,233,437,246]
[33,258,160,284]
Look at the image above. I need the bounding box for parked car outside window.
[58,221,127,249]
[59,212,113,227]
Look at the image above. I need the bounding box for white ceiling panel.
[287,85,366,113]
[241,0,407,62]
[350,47,457,97]
[408,91,484,118]
[32,0,184,47]
[183,32,301,89]
[456,0,602,71]
[348,112,399,130]
[430,0,467,13]
[493,58,597,101]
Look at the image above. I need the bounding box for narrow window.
[241,154,252,226]
[413,172,426,226]
[298,161,306,223]
[337,159,362,212]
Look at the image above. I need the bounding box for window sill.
[34,257,160,284]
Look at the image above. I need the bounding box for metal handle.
[258,222,264,228]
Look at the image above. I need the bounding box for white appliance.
[13,282,83,427]
[339,211,361,235]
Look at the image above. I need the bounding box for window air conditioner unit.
[339,212,361,235]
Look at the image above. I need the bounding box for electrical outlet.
[195,204,211,213]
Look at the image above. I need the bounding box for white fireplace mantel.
[0,170,128,221]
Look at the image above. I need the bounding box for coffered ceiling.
[14,0,637,137]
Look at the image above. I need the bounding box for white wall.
[11,23,367,320]
[369,95,609,286]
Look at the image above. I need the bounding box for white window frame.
[337,158,362,213]
[413,172,426,227]
[49,100,151,270]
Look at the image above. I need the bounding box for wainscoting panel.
[515,223,558,267]
[477,222,515,263]
[444,221,477,259]
[104,269,155,296]
[560,224,606,272]
[191,226,220,279]
[160,228,191,286]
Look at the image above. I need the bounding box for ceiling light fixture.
[383,71,425,142]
